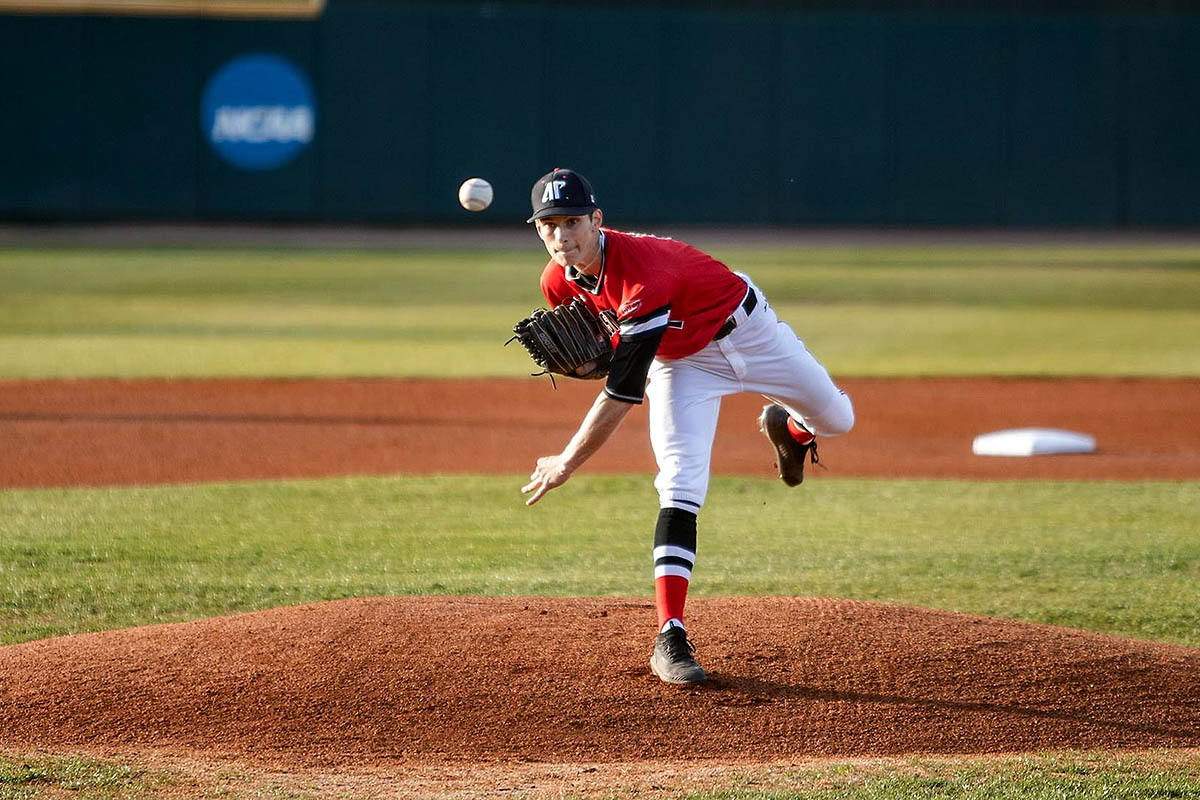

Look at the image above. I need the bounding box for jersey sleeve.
[603,302,670,404]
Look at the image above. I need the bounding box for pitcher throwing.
[518,168,855,685]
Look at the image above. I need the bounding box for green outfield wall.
[1,4,1197,226]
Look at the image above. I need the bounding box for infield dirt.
[3,596,1198,767]
[1,376,1198,488]
[2,377,1199,797]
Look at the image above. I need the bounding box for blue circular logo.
[200,53,316,171]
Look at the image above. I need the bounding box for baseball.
[458,177,493,212]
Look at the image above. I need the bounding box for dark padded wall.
[1126,18,1200,226]
[84,17,202,216]
[779,16,889,224]
[0,5,1196,226]
[1008,18,1122,226]
[196,19,318,217]
[317,3,429,218]
[0,16,86,214]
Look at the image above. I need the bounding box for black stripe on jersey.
[603,325,666,404]
[617,303,671,341]
[620,303,671,326]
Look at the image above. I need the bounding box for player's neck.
[573,231,606,277]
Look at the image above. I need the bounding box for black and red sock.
[653,507,696,631]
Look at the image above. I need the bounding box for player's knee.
[815,393,854,437]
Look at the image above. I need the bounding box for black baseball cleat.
[650,627,708,685]
[758,403,819,487]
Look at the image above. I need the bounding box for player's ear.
[591,208,603,228]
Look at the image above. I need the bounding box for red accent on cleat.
[759,404,820,486]
[786,416,815,444]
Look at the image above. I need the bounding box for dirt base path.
[3,597,1198,767]
[1,377,1198,488]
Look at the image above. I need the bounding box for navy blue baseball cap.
[527,168,598,223]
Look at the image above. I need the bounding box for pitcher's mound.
[2,596,1198,765]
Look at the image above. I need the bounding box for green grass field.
[1,240,1198,799]
[1,243,1197,377]
[2,477,1198,648]
[1,749,1198,800]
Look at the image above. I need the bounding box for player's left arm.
[522,391,634,506]
[521,310,668,506]
[603,303,668,403]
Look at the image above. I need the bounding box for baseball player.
[521,168,854,685]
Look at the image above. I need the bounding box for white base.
[972,428,1097,457]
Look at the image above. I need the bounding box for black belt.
[713,288,758,341]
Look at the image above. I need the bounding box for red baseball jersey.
[540,228,747,403]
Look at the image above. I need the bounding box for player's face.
[535,210,603,273]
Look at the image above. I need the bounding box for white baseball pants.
[645,274,854,511]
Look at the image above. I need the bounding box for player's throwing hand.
[521,454,573,506]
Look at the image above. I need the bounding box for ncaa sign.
[201,53,315,171]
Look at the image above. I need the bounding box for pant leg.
[760,318,854,437]
[726,280,854,437]
[645,358,733,512]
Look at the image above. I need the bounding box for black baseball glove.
[507,298,616,380]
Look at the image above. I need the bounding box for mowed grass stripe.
[3,305,1195,377]
[4,244,1200,308]
[1,244,1198,377]
[1,476,1196,647]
